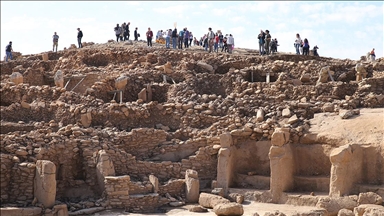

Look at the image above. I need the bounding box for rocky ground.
[1,39,384,216]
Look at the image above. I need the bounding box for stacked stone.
[158,179,185,197]
[128,181,153,195]
[104,175,130,208]
[9,162,36,203]
[0,154,13,201]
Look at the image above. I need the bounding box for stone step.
[293,175,330,192]
[284,192,328,206]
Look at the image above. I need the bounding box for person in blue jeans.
[294,33,302,55]
[172,28,177,49]
[258,30,265,55]
[5,41,13,62]
[165,29,172,48]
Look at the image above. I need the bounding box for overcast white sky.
[1,1,383,60]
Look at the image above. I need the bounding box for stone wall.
[159,179,185,197]
[0,154,13,202]
[9,162,35,203]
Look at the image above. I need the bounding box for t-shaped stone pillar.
[217,133,234,194]
[54,70,64,88]
[34,160,56,208]
[185,169,200,203]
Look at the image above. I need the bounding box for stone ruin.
[1,41,384,216]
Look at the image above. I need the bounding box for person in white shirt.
[227,34,234,54]
[294,33,302,55]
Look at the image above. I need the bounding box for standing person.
[122,23,127,41]
[178,28,184,49]
[294,33,302,55]
[370,48,376,61]
[218,31,224,49]
[5,41,13,62]
[189,32,193,46]
[302,38,310,55]
[166,29,172,48]
[207,27,215,53]
[221,36,228,52]
[146,27,153,47]
[114,24,121,42]
[172,28,178,49]
[134,27,138,41]
[214,33,219,52]
[52,32,59,52]
[265,30,271,55]
[184,28,190,48]
[258,30,266,56]
[77,28,83,48]
[227,34,234,54]
[120,23,125,41]
[125,22,130,40]
[275,38,279,52]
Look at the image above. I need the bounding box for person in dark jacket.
[77,28,83,48]
[124,22,130,41]
[134,27,138,41]
[5,41,13,62]
[172,28,177,49]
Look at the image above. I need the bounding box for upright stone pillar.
[34,160,56,208]
[269,128,294,203]
[185,169,200,203]
[329,144,363,197]
[217,133,234,193]
[96,150,115,192]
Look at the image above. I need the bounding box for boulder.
[213,202,244,216]
[271,128,290,147]
[189,205,208,212]
[149,175,159,193]
[282,108,291,118]
[10,72,23,85]
[197,61,214,73]
[300,73,311,82]
[353,204,384,216]
[357,192,383,205]
[337,208,354,216]
[339,109,354,119]
[198,193,230,208]
[316,196,357,216]
[212,188,225,197]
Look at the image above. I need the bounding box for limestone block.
[256,109,264,122]
[42,53,49,61]
[353,204,384,216]
[220,133,233,148]
[34,160,56,208]
[138,88,147,102]
[115,76,128,90]
[329,145,353,197]
[230,128,252,136]
[80,112,92,128]
[198,193,230,208]
[358,192,383,205]
[287,114,298,124]
[271,128,290,147]
[169,201,184,207]
[52,204,68,216]
[0,207,42,216]
[54,70,64,88]
[213,202,243,216]
[164,62,173,74]
[322,103,334,112]
[189,205,208,212]
[317,66,330,84]
[149,175,159,193]
[185,169,200,203]
[355,63,367,81]
[339,109,354,119]
[10,72,23,85]
[228,193,244,204]
[337,208,354,216]
[316,196,357,216]
[282,108,291,118]
[197,61,214,73]
[300,73,311,82]
[96,150,115,192]
[217,147,234,191]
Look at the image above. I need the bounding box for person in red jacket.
[146,27,153,47]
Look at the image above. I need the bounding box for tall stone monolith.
[34,160,56,208]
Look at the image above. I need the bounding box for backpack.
[6,44,11,52]
[172,29,177,37]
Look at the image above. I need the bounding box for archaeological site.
[0,40,383,216]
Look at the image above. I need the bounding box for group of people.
[258,29,279,56]
[113,22,131,42]
[196,30,235,53]
[294,33,321,57]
